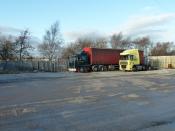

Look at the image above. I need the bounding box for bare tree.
[95,37,108,48]
[62,42,78,59]
[110,32,123,49]
[77,36,107,49]
[62,35,108,59]
[121,37,131,49]
[38,21,63,61]
[133,36,151,50]
[0,36,16,60]
[76,37,93,50]
[110,32,131,49]
[150,42,174,56]
[15,30,33,61]
[132,36,152,56]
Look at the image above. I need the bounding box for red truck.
[68,47,123,72]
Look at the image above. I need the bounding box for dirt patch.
[85,79,105,93]
[128,78,156,88]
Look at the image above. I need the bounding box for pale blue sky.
[0,0,175,43]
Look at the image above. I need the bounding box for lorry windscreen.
[121,55,129,60]
[121,55,134,60]
[79,52,88,61]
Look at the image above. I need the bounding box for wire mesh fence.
[0,60,68,73]
[1,56,174,73]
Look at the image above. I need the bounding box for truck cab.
[119,49,145,71]
[68,51,90,72]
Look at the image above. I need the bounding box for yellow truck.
[119,49,150,71]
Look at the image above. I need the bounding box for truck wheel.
[92,66,98,72]
[84,67,88,73]
[103,66,107,71]
[80,67,84,72]
[142,66,146,71]
[77,68,80,72]
[132,66,137,72]
[99,66,104,71]
[86,67,90,72]
[148,66,152,70]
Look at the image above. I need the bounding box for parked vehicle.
[68,47,123,72]
[119,49,151,71]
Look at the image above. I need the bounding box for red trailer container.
[83,47,123,65]
[139,51,144,65]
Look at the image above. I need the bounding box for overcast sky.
[0,0,175,44]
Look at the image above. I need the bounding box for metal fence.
[0,60,68,73]
[149,56,175,69]
[2,56,174,73]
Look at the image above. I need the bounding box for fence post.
[55,62,57,72]
[38,61,39,71]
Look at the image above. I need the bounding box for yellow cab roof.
[120,49,139,55]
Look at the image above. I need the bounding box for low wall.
[148,56,175,69]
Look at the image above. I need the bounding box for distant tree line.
[62,35,108,59]
[62,32,175,59]
[150,42,175,56]
[0,30,33,61]
[1,22,175,62]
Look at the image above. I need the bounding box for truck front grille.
[120,62,128,65]
[121,65,126,69]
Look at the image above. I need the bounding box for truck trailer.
[68,47,123,72]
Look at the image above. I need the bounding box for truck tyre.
[99,65,104,71]
[84,67,88,73]
[148,66,151,70]
[76,68,80,72]
[86,67,90,72]
[132,66,137,72]
[142,66,146,71]
[92,65,98,72]
[80,67,84,72]
[103,66,108,71]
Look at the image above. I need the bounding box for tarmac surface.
[0,70,175,131]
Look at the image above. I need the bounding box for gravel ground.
[0,69,175,131]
